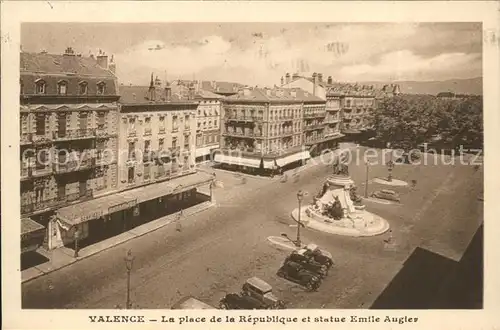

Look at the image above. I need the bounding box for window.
[172,137,177,149]
[58,81,67,95]
[144,140,151,154]
[159,138,164,150]
[145,117,151,125]
[97,82,106,95]
[79,81,88,95]
[129,118,135,129]
[35,114,45,136]
[128,142,135,160]
[144,164,150,180]
[128,167,135,184]
[214,119,218,127]
[172,115,178,131]
[35,80,46,94]
[97,112,106,130]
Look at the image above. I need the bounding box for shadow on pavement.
[21,251,50,271]
[371,224,483,309]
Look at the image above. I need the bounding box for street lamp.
[386,142,394,182]
[73,230,80,258]
[364,162,370,198]
[296,190,304,248]
[124,249,135,309]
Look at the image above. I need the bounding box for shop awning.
[21,218,45,236]
[214,154,261,168]
[262,159,276,169]
[342,129,361,134]
[195,146,216,158]
[275,150,311,167]
[21,218,45,254]
[55,171,214,228]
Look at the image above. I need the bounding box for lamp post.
[296,190,304,248]
[73,230,80,258]
[364,162,369,198]
[124,249,135,309]
[386,142,394,182]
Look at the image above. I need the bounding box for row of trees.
[369,94,483,151]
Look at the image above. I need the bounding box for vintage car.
[394,152,420,164]
[241,277,285,309]
[219,293,269,310]
[303,243,334,269]
[371,189,401,202]
[285,249,328,278]
[277,260,322,291]
[171,296,216,309]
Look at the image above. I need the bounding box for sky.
[21,23,482,86]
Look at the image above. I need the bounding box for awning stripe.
[275,150,311,167]
[214,154,261,168]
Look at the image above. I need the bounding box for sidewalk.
[21,200,214,284]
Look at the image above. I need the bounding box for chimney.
[96,51,108,69]
[243,87,251,96]
[188,83,196,100]
[280,76,284,85]
[327,76,333,85]
[312,72,318,96]
[165,83,172,101]
[62,47,76,69]
[285,73,291,84]
[290,90,297,98]
[318,73,323,83]
[292,73,299,80]
[108,54,116,74]
[211,81,217,90]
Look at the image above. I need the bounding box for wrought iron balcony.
[20,133,33,145]
[52,156,95,174]
[21,189,94,215]
[32,134,52,145]
[53,129,96,141]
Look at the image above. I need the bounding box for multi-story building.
[170,80,223,163]
[47,75,215,249]
[217,87,311,175]
[20,48,120,250]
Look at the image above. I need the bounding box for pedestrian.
[175,209,183,232]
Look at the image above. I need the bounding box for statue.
[350,186,363,206]
[323,195,343,220]
[333,156,349,176]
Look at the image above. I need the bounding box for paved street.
[22,149,483,309]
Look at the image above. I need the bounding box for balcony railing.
[32,134,52,144]
[21,133,33,145]
[52,157,96,174]
[225,115,262,122]
[304,124,324,131]
[144,128,152,136]
[304,113,327,118]
[128,130,137,137]
[53,129,96,141]
[21,189,94,215]
[159,127,166,134]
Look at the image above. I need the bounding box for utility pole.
[364,162,369,198]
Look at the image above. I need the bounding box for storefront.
[307,134,345,157]
[21,218,46,254]
[51,172,214,250]
[213,153,262,175]
[273,150,311,173]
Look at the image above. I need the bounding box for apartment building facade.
[217,87,310,175]
[20,48,120,250]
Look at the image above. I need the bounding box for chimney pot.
[96,53,109,69]
[327,76,333,84]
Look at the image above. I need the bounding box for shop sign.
[109,199,137,214]
[80,210,104,223]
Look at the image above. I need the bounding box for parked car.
[241,277,285,309]
[171,296,216,309]
[303,243,334,269]
[285,249,328,278]
[394,152,420,164]
[371,189,401,202]
[277,260,322,291]
[219,293,269,309]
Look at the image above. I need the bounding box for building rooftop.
[20,51,115,78]
[119,85,197,105]
[226,87,325,103]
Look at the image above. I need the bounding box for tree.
[369,94,483,151]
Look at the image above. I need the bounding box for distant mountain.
[361,77,482,96]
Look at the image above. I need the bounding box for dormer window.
[97,81,106,95]
[79,81,88,95]
[35,79,46,94]
[58,80,68,95]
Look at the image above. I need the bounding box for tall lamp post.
[386,142,394,182]
[73,230,80,258]
[125,249,135,309]
[296,190,304,247]
[364,162,370,198]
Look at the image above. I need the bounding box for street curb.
[22,201,215,284]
